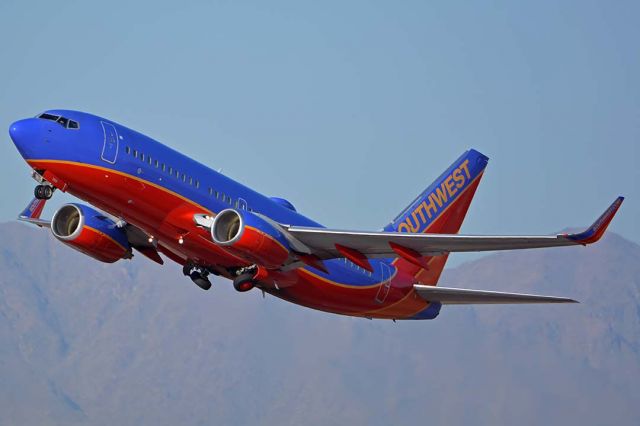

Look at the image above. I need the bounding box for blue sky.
[1,0,638,260]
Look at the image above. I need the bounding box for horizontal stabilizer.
[414,284,577,304]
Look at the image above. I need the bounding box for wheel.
[190,272,212,290]
[233,273,255,292]
[43,186,53,199]
[182,263,193,276]
[34,185,45,199]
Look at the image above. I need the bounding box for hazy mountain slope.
[0,222,638,425]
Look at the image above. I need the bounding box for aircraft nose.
[9,119,40,158]
[9,120,21,143]
[10,119,29,144]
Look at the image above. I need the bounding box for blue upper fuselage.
[10,110,322,227]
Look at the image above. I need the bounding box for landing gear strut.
[183,263,212,290]
[34,185,54,200]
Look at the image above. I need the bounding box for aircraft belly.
[264,268,430,319]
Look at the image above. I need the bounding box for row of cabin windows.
[207,186,255,211]
[341,258,373,277]
[125,146,200,188]
[124,145,254,212]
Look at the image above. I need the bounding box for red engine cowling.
[51,204,131,263]
[211,209,292,269]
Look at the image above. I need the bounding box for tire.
[43,186,53,199]
[182,264,193,276]
[233,273,255,292]
[34,185,44,199]
[190,272,212,290]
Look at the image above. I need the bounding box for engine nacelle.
[51,204,131,263]
[211,209,291,269]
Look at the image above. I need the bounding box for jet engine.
[211,209,292,269]
[51,204,131,263]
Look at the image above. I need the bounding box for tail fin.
[384,149,489,284]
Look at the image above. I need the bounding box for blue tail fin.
[385,149,489,285]
[385,149,488,234]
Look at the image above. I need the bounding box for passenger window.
[195,180,200,189]
[155,160,159,168]
[182,174,186,182]
[189,177,193,185]
[169,166,173,174]
[134,150,138,158]
[148,156,152,165]
[140,153,145,162]
[162,164,166,172]
[126,146,131,155]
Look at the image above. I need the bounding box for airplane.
[8,110,624,320]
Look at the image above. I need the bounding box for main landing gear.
[182,263,259,293]
[233,273,255,292]
[232,265,260,292]
[34,184,54,200]
[183,264,212,290]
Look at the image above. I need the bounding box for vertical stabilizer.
[384,149,489,284]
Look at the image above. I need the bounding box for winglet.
[20,197,47,220]
[567,196,624,245]
[18,197,51,228]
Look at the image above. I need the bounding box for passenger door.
[100,121,119,164]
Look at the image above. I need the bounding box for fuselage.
[9,110,448,319]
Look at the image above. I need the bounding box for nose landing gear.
[34,184,54,200]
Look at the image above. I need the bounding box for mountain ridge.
[0,221,638,425]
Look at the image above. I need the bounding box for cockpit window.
[39,113,59,122]
[37,113,80,129]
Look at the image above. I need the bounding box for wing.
[414,284,577,304]
[284,197,623,262]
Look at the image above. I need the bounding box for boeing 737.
[8,110,624,320]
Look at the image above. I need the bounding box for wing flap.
[414,284,577,304]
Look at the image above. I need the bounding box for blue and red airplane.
[9,110,624,320]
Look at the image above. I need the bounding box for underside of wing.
[414,284,578,304]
